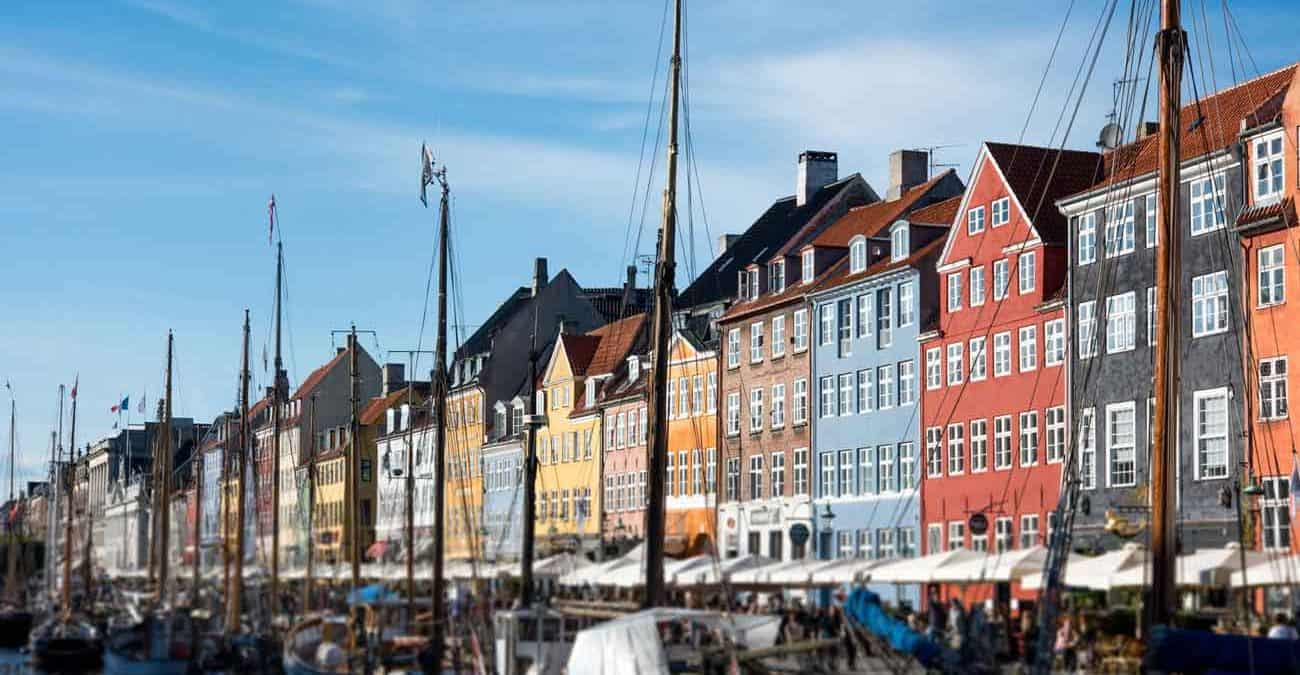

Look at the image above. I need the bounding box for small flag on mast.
[420,143,435,207]
[268,194,277,245]
[70,375,78,400]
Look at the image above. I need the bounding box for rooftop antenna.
[911,145,962,178]
[1097,77,1141,150]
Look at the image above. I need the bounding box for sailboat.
[104,332,195,675]
[30,381,104,671]
[0,395,33,647]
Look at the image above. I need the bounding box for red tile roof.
[584,313,647,377]
[1238,196,1298,230]
[814,235,949,293]
[558,334,602,377]
[360,388,409,426]
[1086,63,1297,193]
[292,348,349,401]
[813,170,958,247]
[985,142,1103,245]
[907,195,962,226]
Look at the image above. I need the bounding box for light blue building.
[481,434,525,561]
[808,178,959,609]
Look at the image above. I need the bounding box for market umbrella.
[868,548,986,584]
[674,553,775,586]
[928,546,1051,584]
[1021,542,1147,591]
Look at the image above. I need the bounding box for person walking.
[1268,613,1299,640]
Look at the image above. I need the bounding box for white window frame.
[770,383,786,429]
[1190,174,1227,235]
[967,206,985,235]
[994,415,1012,470]
[793,309,809,352]
[726,392,740,436]
[1106,291,1136,354]
[1194,388,1230,480]
[792,379,808,425]
[1144,192,1158,248]
[899,360,916,405]
[1018,251,1036,294]
[899,281,915,327]
[947,272,963,312]
[857,369,873,414]
[948,521,966,551]
[1261,356,1289,421]
[879,444,896,492]
[995,517,1013,553]
[926,427,943,477]
[793,448,809,495]
[1077,212,1097,265]
[1259,244,1285,307]
[849,235,868,273]
[819,376,835,418]
[993,258,1009,299]
[877,364,895,410]
[856,293,872,338]
[1253,131,1285,204]
[1078,301,1097,358]
[993,332,1011,377]
[1191,270,1229,337]
[726,329,740,369]
[801,249,815,285]
[770,451,785,497]
[1045,318,1065,366]
[749,388,764,433]
[992,197,1010,226]
[891,224,909,262]
[771,315,786,357]
[970,266,986,307]
[1019,514,1040,549]
[839,373,855,417]
[969,337,987,381]
[1262,476,1292,551]
[947,342,964,385]
[1106,401,1136,488]
[1079,407,1096,490]
[970,419,988,473]
[750,322,764,363]
[947,423,965,475]
[1104,201,1136,257]
[819,304,835,347]
[926,347,942,390]
[1019,325,1038,372]
[1019,410,1039,467]
[1046,405,1066,463]
[899,442,916,491]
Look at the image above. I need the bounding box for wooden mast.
[228,310,250,633]
[1149,0,1184,629]
[192,431,203,607]
[156,331,174,606]
[303,393,316,613]
[429,161,451,673]
[270,231,288,617]
[520,304,540,606]
[62,381,77,618]
[642,0,682,609]
[347,326,362,653]
[6,398,18,604]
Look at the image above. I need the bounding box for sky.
[1,0,1295,489]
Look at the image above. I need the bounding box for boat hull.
[30,635,103,673]
[104,646,189,675]
[0,610,33,649]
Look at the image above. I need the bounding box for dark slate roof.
[454,287,531,362]
[985,142,1103,246]
[676,174,873,310]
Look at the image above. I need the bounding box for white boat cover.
[927,546,1050,584]
[867,549,986,584]
[1021,542,1147,591]
[565,608,780,675]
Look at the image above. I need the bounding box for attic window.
[849,236,868,273]
[890,223,909,262]
[627,355,640,382]
[768,260,785,293]
[802,249,815,284]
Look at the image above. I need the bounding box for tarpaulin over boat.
[346,584,401,605]
[564,608,778,675]
[844,588,948,669]
[1146,625,1300,674]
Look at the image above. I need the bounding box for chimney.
[887,149,929,201]
[620,265,637,314]
[717,234,739,256]
[557,314,572,335]
[1138,121,1159,139]
[382,363,406,396]
[336,347,346,356]
[796,151,838,206]
[532,257,549,297]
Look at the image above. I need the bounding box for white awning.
[868,549,986,584]
[672,553,775,586]
[1106,543,1267,588]
[566,609,780,675]
[1230,552,1300,588]
[928,546,1050,584]
[1021,542,1147,591]
[808,557,887,585]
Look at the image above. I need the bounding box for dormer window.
[849,236,868,273]
[768,260,785,293]
[737,269,750,300]
[890,223,909,262]
[585,378,598,408]
[400,404,410,431]
[1254,131,1285,204]
[747,268,759,299]
[627,355,640,382]
[511,402,524,435]
[801,248,815,284]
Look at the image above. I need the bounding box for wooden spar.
[62,381,77,619]
[1149,0,1184,629]
[192,430,203,607]
[520,301,540,606]
[429,164,450,673]
[347,327,362,652]
[304,394,316,613]
[227,310,250,633]
[221,409,231,609]
[642,0,682,609]
[270,237,287,617]
[156,331,174,606]
[6,399,18,604]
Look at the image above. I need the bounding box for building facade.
[663,330,719,556]
[598,354,648,557]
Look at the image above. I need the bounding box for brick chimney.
[887,149,929,201]
[797,151,838,206]
[532,257,549,297]
[382,363,406,395]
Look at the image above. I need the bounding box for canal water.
[0,648,101,675]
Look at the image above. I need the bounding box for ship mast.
[1149,0,1184,629]
[156,331,174,606]
[642,0,682,609]
[520,305,540,606]
[303,393,316,613]
[6,397,19,604]
[228,310,250,633]
[270,222,289,616]
[62,381,77,619]
[347,326,362,653]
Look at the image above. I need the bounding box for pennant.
[1290,463,1300,517]
[121,396,129,412]
[70,375,78,400]
[110,405,119,413]
[420,143,435,207]
[267,194,277,245]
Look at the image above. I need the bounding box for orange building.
[663,329,720,555]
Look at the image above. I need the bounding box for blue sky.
[1,0,1295,487]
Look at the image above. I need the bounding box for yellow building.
[444,386,485,560]
[536,315,645,557]
[663,329,719,555]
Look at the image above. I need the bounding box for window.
[1254,133,1285,203]
[947,423,965,474]
[819,304,835,347]
[968,206,985,234]
[1078,301,1097,358]
[1077,212,1097,265]
[891,224,910,261]
[993,259,1009,299]
[992,197,1010,226]
[877,364,895,409]
[793,448,809,495]
[665,453,675,497]
[839,449,855,496]
[750,322,764,363]
[771,383,786,428]
[678,450,689,495]
[1144,192,1158,248]
[948,521,966,550]
[1104,201,1136,257]
[1046,406,1066,463]
[680,377,692,418]
[857,369,873,413]
[995,517,1013,553]
[970,266,986,306]
[993,332,1011,377]
[1019,411,1039,467]
[726,329,740,369]
[1019,325,1038,371]
[793,309,809,351]
[749,388,764,432]
[837,298,854,356]
[1192,271,1229,337]
[1262,357,1289,420]
[1045,319,1065,366]
[850,236,868,273]
[878,444,896,492]
[1019,514,1040,549]
[1263,476,1292,550]
[899,282,915,327]
[771,316,786,357]
[769,260,785,293]
[947,343,964,385]
[1195,389,1229,479]
[836,531,854,559]
[899,442,915,490]
[820,452,836,497]
[707,448,717,493]
[1106,402,1136,487]
[970,419,988,473]
[926,348,942,390]
[770,451,785,496]
[994,415,1012,470]
[878,528,896,559]
[1105,292,1136,353]
[1190,174,1227,235]
[968,337,986,381]
[726,392,740,436]
[947,273,963,312]
[1260,245,1285,307]
[971,531,989,552]
[856,294,872,338]
[857,530,874,559]
[706,375,717,413]
[1079,408,1096,489]
[1147,286,1157,346]
[876,287,894,348]
[725,457,739,501]
[819,377,835,418]
[928,524,943,554]
[802,249,815,285]
[839,373,855,416]
[793,379,808,425]
[899,361,916,405]
[1018,252,1036,294]
[926,428,943,477]
[749,455,764,500]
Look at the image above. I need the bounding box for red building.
[920,142,1100,606]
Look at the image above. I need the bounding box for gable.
[668,332,700,363]
[543,338,573,385]
[937,146,1036,269]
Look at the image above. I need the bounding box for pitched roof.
[1083,63,1297,194]
[360,388,409,426]
[292,348,349,401]
[676,174,870,309]
[720,255,845,323]
[813,170,958,247]
[1237,196,1298,231]
[814,235,948,293]
[584,313,647,377]
[454,287,530,360]
[907,195,962,226]
[985,142,1103,245]
[557,334,602,377]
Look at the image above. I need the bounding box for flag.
[120,396,129,412]
[110,405,119,413]
[268,194,276,245]
[137,394,145,414]
[420,143,434,207]
[70,375,78,400]
[1290,463,1300,517]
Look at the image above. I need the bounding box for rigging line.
[618,0,672,283]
